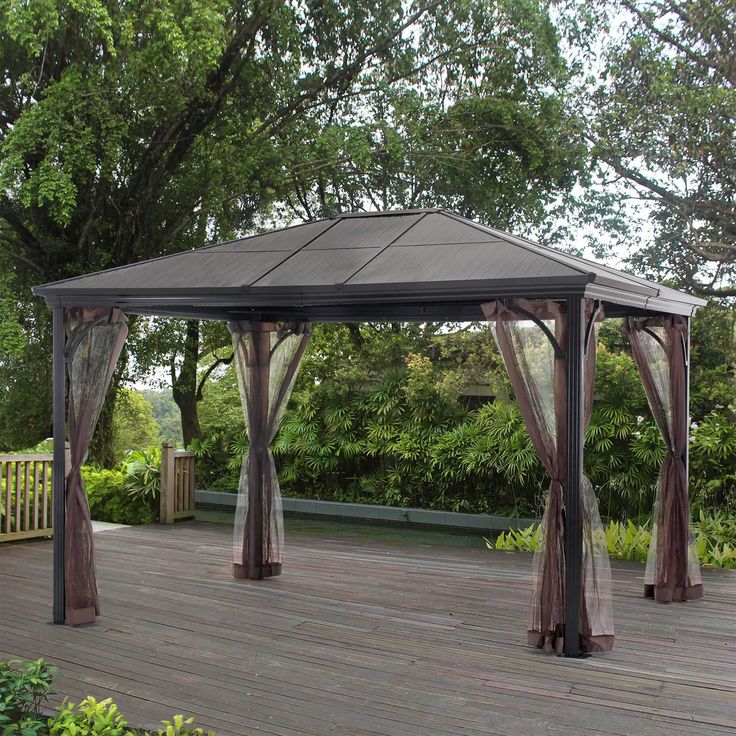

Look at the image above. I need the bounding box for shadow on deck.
[1,521,735,736]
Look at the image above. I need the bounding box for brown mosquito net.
[229,321,311,579]
[483,299,614,653]
[64,307,128,624]
[625,316,703,603]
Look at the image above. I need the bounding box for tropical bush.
[1,660,213,735]
[491,512,736,570]
[192,331,735,522]
[83,468,156,526]
[122,449,161,504]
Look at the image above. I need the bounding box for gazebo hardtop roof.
[34,209,705,321]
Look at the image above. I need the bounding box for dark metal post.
[564,296,584,657]
[684,317,691,489]
[52,303,66,624]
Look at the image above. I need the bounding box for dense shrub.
[83,468,156,525]
[193,336,736,521]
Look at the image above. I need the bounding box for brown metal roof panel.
[303,212,424,249]
[392,212,497,245]
[251,247,382,287]
[46,251,289,291]
[347,242,580,285]
[208,219,335,252]
[446,213,704,304]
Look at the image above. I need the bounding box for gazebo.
[33,208,706,657]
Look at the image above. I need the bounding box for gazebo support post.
[564,296,584,657]
[684,317,691,506]
[51,303,66,625]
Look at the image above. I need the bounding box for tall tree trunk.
[172,320,202,447]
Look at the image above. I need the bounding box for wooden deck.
[1,521,735,735]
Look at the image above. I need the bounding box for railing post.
[160,442,175,524]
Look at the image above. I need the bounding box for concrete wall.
[195,491,537,532]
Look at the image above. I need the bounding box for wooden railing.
[1,443,195,538]
[159,443,196,524]
[0,445,69,543]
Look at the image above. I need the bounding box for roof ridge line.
[247,216,345,289]
[439,211,592,279]
[444,211,669,293]
[342,212,432,285]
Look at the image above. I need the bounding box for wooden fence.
[1,442,195,541]
[0,445,69,543]
[159,443,196,524]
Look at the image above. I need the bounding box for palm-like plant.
[122,448,161,503]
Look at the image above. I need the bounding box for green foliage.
[112,389,160,465]
[491,514,736,570]
[142,390,183,447]
[83,467,156,526]
[121,448,161,505]
[148,715,214,736]
[694,511,736,570]
[0,307,52,453]
[274,352,542,515]
[0,274,25,362]
[0,659,56,736]
[0,0,585,460]
[604,520,652,561]
[0,660,213,736]
[491,525,540,552]
[193,317,735,523]
[690,412,736,513]
[569,0,736,296]
[48,697,134,736]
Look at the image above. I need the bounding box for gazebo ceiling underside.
[34,209,706,321]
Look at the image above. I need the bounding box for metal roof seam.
[342,211,433,285]
[31,219,325,293]
[328,208,442,219]
[453,212,699,303]
[244,216,345,288]
[439,211,590,278]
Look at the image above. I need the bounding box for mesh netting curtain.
[625,316,703,603]
[229,321,311,579]
[483,299,614,654]
[65,307,128,624]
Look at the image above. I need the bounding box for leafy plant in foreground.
[0,659,56,736]
[49,697,134,736]
[0,660,216,735]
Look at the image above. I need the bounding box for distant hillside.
[141,389,183,447]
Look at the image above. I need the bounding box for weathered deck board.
[1,522,734,735]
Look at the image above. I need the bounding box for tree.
[272,0,586,241]
[0,0,464,458]
[574,0,736,296]
[111,387,159,463]
[142,388,183,447]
